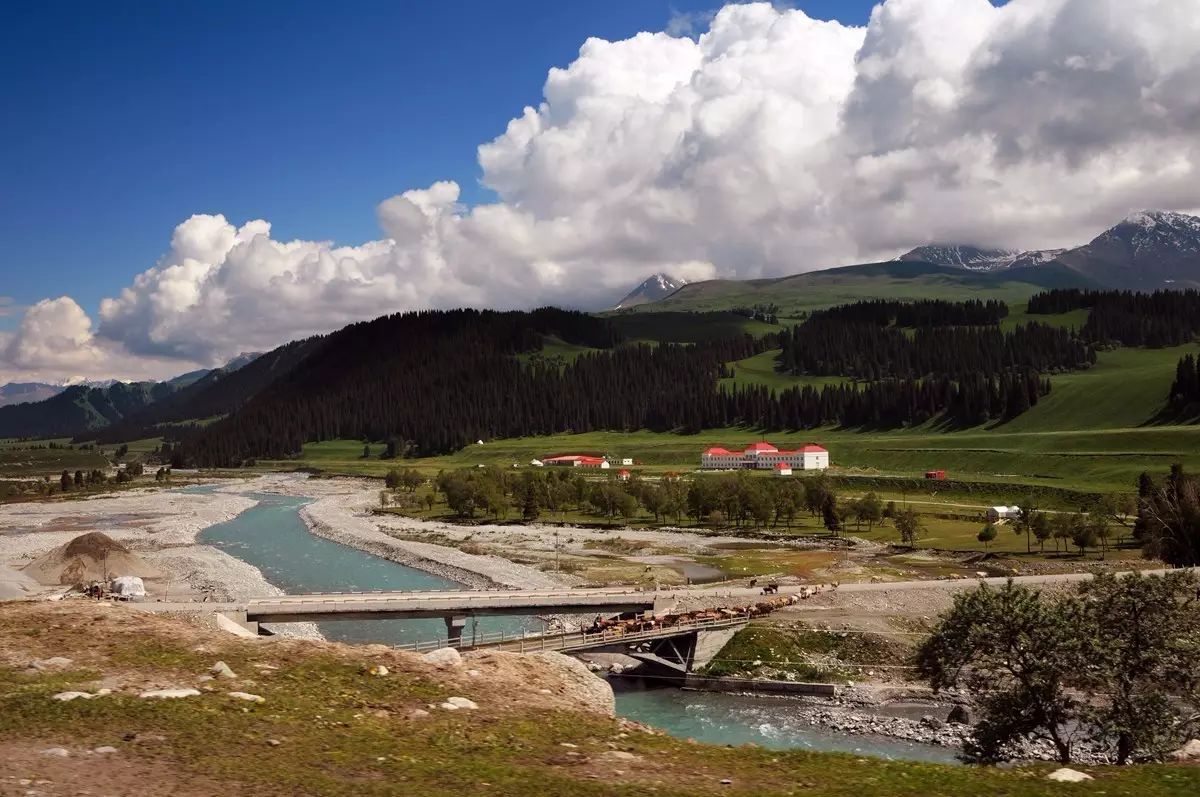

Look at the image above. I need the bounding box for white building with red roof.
[700,441,828,471]
[543,454,610,468]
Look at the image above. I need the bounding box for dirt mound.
[23,532,161,587]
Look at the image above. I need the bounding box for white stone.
[227,691,265,703]
[368,664,389,677]
[1169,739,1200,761]
[409,709,430,719]
[604,751,639,761]
[1046,768,1093,782]
[210,661,237,679]
[92,746,118,754]
[139,688,201,699]
[443,696,478,710]
[51,691,94,702]
[39,748,70,757]
[421,648,462,668]
[30,657,73,670]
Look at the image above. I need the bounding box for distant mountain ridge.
[0,352,264,440]
[898,245,1067,272]
[897,210,1200,289]
[0,382,64,408]
[613,273,689,309]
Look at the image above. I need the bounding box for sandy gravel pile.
[24,532,161,586]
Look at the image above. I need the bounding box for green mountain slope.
[619,260,1096,317]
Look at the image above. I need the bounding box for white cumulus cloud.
[4,0,1200,378]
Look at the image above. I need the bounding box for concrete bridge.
[394,614,750,674]
[206,586,668,643]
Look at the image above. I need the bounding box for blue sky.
[0,0,877,327]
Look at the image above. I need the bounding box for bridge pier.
[444,614,468,646]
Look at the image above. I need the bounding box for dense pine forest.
[176,301,1073,467]
[1169,354,1200,417]
[776,319,1091,379]
[1027,288,1200,346]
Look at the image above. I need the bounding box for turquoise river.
[194,486,959,764]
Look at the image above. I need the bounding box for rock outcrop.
[528,651,615,716]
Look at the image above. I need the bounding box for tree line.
[811,298,1008,327]
[1028,288,1200,347]
[776,316,1093,379]
[1168,353,1200,417]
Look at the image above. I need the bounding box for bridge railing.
[247,586,658,608]
[392,614,750,655]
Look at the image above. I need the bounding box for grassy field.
[0,439,108,477]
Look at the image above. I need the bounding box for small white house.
[775,463,793,477]
[620,458,633,466]
[986,506,1021,523]
[530,459,544,467]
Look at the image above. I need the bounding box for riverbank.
[0,479,319,638]
[229,474,581,590]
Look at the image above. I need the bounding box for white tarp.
[110,576,146,598]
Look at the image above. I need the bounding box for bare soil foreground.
[2,600,1197,797]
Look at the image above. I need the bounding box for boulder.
[51,691,94,702]
[920,715,944,730]
[421,648,462,668]
[946,704,971,725]
[530,651,616,716]
[210,661,237,679]
[368,665,389,677]
[227,691,265,703]
[30,656,74,671]
[1045,768,1093,783]
[1169,739,1200,762]
[604,751,640,761]
[40,748,70,758]
[440,696,478,710]
[92,746,118,754]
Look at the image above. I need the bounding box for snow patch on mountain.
[613,274,689,309]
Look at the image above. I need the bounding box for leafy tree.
[1072,521,1098,557]
[895,507,924,547]
[1139,464,1200,566]
[73,470,84,487]
[917,580,1087,763]
[1078,571,1200,763]
[384,469,401,490]
[60,470,71,492]
[855,492,883,531]
[1013,501,1038,553]
[1031,512,1053,552]
[361,443,371,459]
[1052,512,1078,554]
[977,523,997,551]
[821,494,841,535]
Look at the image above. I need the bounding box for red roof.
[744,441,778,453]
[703,447,735,456]
[578,456,606,465]
[799,444,827,453]
[618,469,631,476]
[774,462,791,470]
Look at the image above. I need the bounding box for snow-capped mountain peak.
[613,273,689,309]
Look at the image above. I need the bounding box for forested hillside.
[176,299,1100,467]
